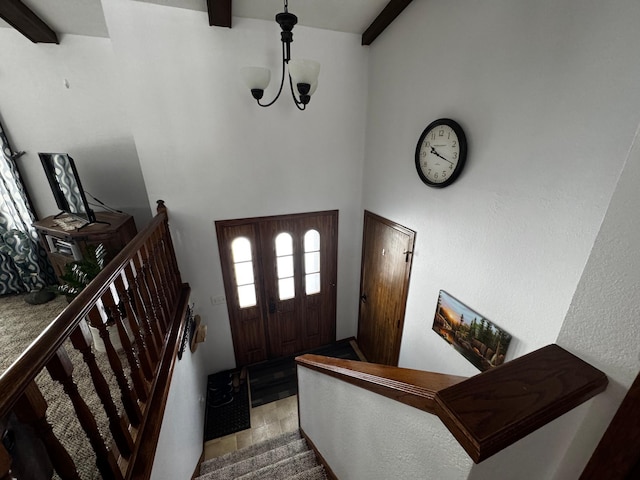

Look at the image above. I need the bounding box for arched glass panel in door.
[275,232,295,300]
[231,237,257,308]
[304,229,321,295]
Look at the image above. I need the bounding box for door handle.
[360,293,367,303]
[268,298,277,314]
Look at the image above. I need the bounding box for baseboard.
[300,428,339,480]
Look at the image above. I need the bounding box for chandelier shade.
[240,67,271,91]
[288,59,320,89]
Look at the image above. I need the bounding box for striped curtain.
[0,118,55,294]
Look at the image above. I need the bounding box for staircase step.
[286,465,328,480]
[235,450,323,480]
[199,438,309,480]
[200,430,302,475]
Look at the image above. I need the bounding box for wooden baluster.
[144,240,171,331]
[155,231,179,305]
[114,274,154,381]
[142,232,168,307]
[103,298,148,404]
[142,242,170,333]
[152,226,177,306]
[87,307,142,427]
[148,238,173,320]
[69,319,134,458]
[157,200,182,286]
[150,228,172,302]
[138,241,168,333]
[132,253,164,346]
[46,346,123,480]
[0,444,11,480]
[11,381,80,480]
[155,201,182,305]
[123,262,160,366]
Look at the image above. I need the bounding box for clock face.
[415,119,467,188]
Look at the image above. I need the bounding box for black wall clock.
[415,118,467,188]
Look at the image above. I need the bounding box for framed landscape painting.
[431,290,512,372]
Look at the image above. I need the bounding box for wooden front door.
[216,211,338,366]
[357,211,415,366]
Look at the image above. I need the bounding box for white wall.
[0,30,152,228]
[363,0,640,377]
[299,364,596,480]
[101,0,368,372]
[298,366,473,480]
[151,330,208,480]
[551,127,640,478]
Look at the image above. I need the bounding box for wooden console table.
[33,212,137,282]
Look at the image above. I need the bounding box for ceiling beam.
[362,0,413,46]
[0,0,58,44]
[207,0,232,28]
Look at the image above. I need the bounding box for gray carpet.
[0,293,68,374]
[198,430,327,480]
[1,293,127,479]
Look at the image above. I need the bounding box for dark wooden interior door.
[216,211,338,366]
[357,211,415,366]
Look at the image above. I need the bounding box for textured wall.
[363,0,640,377]
[298,366,473,480]
[552,128,640,478]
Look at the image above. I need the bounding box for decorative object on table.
[47,242,128,352]
[415,118,467,188]
[240,0,320,110]
[432,290,512,371]
[51,243,106,299]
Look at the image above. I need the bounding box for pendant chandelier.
[240,0,320,111]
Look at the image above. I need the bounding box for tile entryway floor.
[204,395,299,460]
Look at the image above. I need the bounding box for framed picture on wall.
[431,290,512,372]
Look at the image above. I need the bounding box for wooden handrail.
[0,210,167,418]
[296,355,466,414]
[296,344,608,463]
[0,200,191,480]
[127,284,191,479]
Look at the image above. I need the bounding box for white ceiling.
[0,0,390,38]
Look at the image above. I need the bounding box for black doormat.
[203,369,251,441]
[248,340,361,408]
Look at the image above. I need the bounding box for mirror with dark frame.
[38,153,96,224]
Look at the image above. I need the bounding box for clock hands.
[430,146,453,165]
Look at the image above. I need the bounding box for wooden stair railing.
[297,344,608,463]
[0,200,191,480]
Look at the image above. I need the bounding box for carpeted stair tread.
[200,439,309,480]
[285,465,328,480]
[200,430,302,475]
[234,450,322,480]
